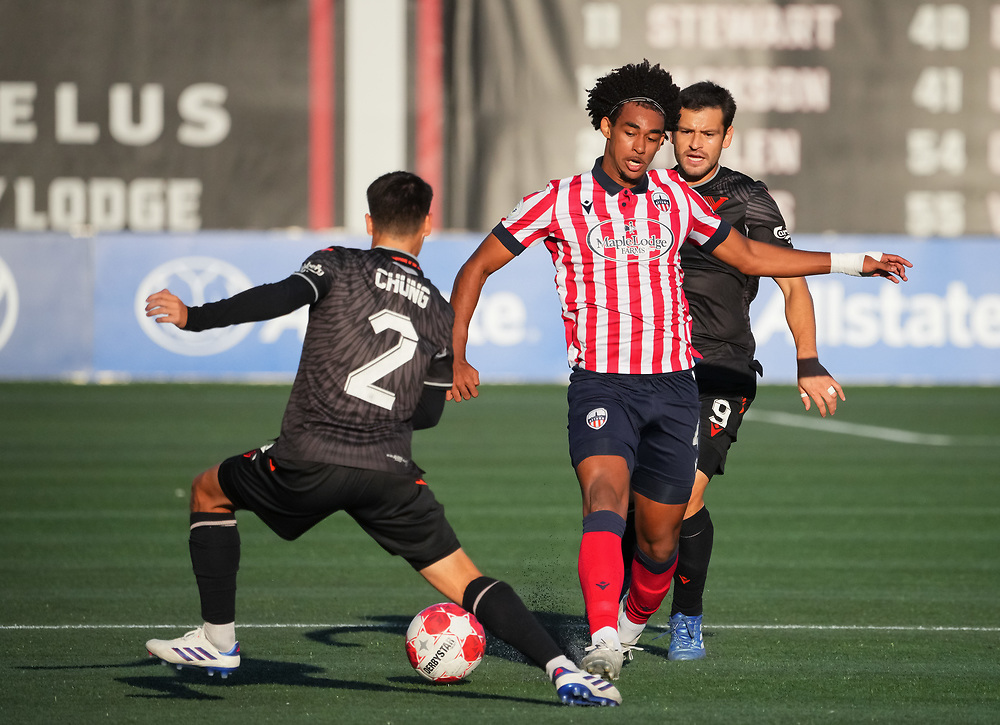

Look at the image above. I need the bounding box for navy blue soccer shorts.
[218,446,461,570]
[566,367,700,505]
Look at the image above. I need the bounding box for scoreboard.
[447,0,1000,236]
[1,1,997,236]
[576,2,1000,236]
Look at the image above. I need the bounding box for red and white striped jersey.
[493,160,731,375]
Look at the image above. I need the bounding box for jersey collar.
[592,157,650,196]
[373,245,423,275]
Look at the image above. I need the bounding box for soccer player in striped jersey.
[141,171,621,707]
[448,61,911,683]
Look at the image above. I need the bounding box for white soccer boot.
[581,626,625,682]
[552,664,622,706]
[146,627,240,678]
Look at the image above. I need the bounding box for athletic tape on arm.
[829,251,883,277]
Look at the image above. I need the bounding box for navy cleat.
[552,666,622,706]
[667,612,705,661]
[146,627,240,678]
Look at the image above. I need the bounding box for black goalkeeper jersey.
[258,246,454,475]
[678,165,792,395]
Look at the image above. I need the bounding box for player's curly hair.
[586,59,680,131]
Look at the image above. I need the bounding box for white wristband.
[830,251,884,277]
[829,252,865,276]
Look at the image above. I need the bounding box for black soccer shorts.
[218,446,461,570]
[696,393,754,479]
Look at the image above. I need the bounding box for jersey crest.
[651,192,672,212]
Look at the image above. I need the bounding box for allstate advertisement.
[0,233,997,384]
[749,238,1000,385]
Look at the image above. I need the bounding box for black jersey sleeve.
[411,385,447,430]
[185,273,318,332]
[424,348,454,389]
[744,182,791,248]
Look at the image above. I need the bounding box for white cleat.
[581,639,624,682]
[552,665,622,706]
[146,627,240,678]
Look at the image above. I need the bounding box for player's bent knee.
[190,465,233,514]
[643,541,678,563]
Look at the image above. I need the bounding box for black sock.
[462,576,562,670]
[671,506,713,617]
[189,512,240,624]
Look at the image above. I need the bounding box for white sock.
[544,655,575,680]
[618,605,646,645]
[591,625,621,650]
[203,621,236,651]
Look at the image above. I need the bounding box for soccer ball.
[405,602,486,683]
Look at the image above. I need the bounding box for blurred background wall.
[1,0,997,383]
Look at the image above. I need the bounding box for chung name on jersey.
[374,267,431,309]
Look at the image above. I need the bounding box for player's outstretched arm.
[711,229,912,283]
[146,275,317,333]
[145,289,189,328]
[773,276,844,417]
[448,234,515,402]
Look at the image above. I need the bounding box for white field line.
[745,409,997,447]
[2,622,998,633]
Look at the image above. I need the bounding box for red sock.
[578,511,626,636]
[624,549,677,625]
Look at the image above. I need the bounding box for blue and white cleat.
[146,627,240,678]
[667,612,705,661]
[552,666,622,706]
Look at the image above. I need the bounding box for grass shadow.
[111,656,552,706]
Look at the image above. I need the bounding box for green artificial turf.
[1,383,998,723]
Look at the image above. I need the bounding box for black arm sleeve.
[411,385,447,430]
[185,274,318,331]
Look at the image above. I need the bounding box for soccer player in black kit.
[623,82,846,660]
[143,171,621,706]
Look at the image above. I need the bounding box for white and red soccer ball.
[405,602,486,683]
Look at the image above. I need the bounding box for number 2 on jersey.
[344,309,418,410]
